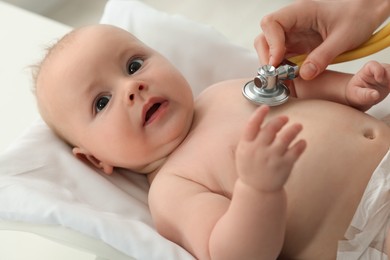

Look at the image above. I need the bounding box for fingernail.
[269,55,276,66]
[371,90,380,100]
[301,62,318,80]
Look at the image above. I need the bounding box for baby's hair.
[31,29,78,95]
[30,45,51,96]
[32,29,81,146]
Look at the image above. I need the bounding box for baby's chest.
[175,117,246,196]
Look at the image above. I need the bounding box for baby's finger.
[273,123,303,155]
[373,62,384,79]
[352,87,380,105]
[284,139,307,162]
[257,115,289,146]
[361,61,384,83]
[242,106,270,141]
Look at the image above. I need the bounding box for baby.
[34,24,390,259]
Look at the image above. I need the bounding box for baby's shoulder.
[198,78,250,97]
[195,78,250,109]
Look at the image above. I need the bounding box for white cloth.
[337,149,390,259]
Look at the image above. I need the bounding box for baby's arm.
[209,105,306,259]
[293,61,390,110]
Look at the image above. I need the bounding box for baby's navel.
[363,128,375,140]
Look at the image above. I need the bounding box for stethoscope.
[243,22,390,106]
[242,61,298,106]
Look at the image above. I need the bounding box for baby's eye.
[127,58,144,75]
[95,95,111,113]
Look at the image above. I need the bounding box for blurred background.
[2,0,108,26]
[0,0,283,50]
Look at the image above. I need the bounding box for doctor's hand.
[255,0,390,80]
[346,61,390,111]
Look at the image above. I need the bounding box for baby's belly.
[274,99,390,258]
[176,93,390,259]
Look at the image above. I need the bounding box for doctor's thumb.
[299,40,344,80]
[299,62,320,80]
[299,51,335,80]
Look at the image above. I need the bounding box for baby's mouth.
[145,103,161,123]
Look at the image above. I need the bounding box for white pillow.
[0,118,192,259]
[0,0,258,259]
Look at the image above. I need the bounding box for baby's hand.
[346,61,390,111]
[235,106,306,192]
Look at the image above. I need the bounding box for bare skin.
[149,79,390,259]
[35,25,390,259]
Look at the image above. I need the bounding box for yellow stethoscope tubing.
[362,21,390,46]
[288,22,390,67]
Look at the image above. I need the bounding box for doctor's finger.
[259,17,287,66]
[254,34,271,65]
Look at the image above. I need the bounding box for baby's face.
[38,25,194,174]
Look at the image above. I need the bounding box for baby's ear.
[72,147,114,175]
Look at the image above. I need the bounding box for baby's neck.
[146,113,195,183]
[145,157,168,183]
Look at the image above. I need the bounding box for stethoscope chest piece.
[243,64,298,106]
[242,80,290,106]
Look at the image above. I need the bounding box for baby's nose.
[128,85,144,101]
